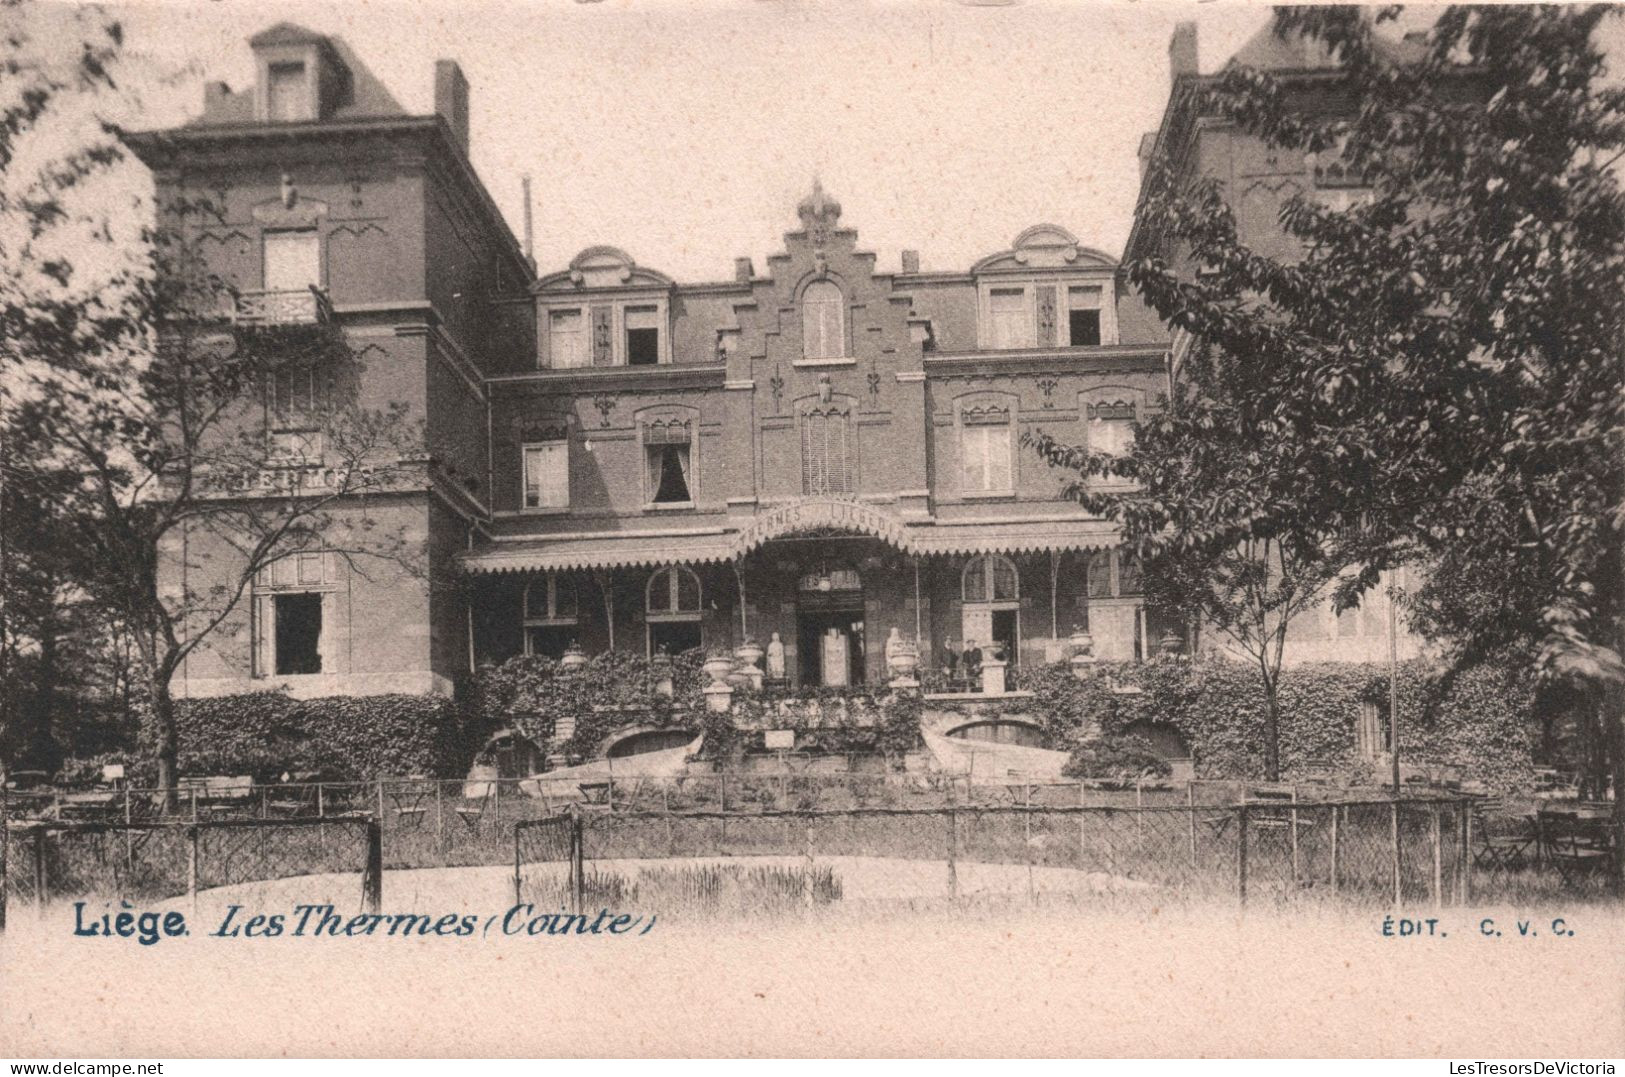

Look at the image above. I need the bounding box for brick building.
[128,23,1180,706]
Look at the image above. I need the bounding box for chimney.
[900,250,920,274]
[203,81,233,116]
[434,59,470,156]
[734,257,754,283]
[1169,22,1198,85]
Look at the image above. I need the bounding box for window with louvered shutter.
[801,408,852,495]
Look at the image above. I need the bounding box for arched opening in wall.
[945,719,1049,749]
[606,729,695,759]
[1120,720,1191,768]
[480,729,545,781]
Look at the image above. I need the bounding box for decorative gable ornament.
[797,179,842,248]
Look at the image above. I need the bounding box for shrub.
[1061,734,1172,781]
[157,691,478,781]
[1026,651,1540,788]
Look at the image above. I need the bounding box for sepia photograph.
[0,0,1621,1063]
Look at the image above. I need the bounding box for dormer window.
[988,287,1031,349]
[1068,286,1103,346]
[801,281,845,360]
[625,306,661,366]
[266,61,313,122]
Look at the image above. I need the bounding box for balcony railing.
[233,287,332,327]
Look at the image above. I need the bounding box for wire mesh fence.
[1,817,381,924]
[514,798,1477,916]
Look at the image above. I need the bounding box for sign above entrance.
[734,496,918,557]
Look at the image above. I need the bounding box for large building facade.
[130,19,1423,708]
[131,23,1181,704]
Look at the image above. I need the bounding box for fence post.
[435,782,445,855]
[512,824,523,908]
[1236,806,1249,907]
[1389,800,1403,907]
[946,807,958,903]
[1288,787,1300,884]
[803,817,815,908]
[186,824,199,917]
[190,786,198,822]
[0,788,8,933]
[1186,781,1197,867]
[363,821,383,914]
[719,770,728,813]
[1430,804,1443,909]
[376,780,386,823]
[1458,801,1471,905]
[1330,805,1341,893]
[569,809,585,917]
[317,784,326,819]
[32,828,49,915]
[603,775,611,814]
[494,778,503,824]
[124,785,135,875]
[260,786,269,820]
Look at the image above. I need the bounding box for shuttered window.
[801,408,853,495]
[988,288,1031,349]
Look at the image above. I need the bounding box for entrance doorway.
[796,608,865,687]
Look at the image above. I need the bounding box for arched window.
[646,566,703,656]
[523,574,578,658]
[962,555,1019,603]
[801,280,845,359]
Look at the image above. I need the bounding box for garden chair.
[1541,816,1614,887]
[454,784,494,831]
[1471,797,1535,871]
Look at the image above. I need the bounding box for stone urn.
[702,652,735,686]
[1159,629,1185,658]
[735,638,764,670]
[559,642,588,672]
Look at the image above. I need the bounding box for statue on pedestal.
[766,632,786,679]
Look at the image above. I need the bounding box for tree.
[0,2,134,775]
[1045,6,1625,883]
[1033,339,1359,781]
[19,213,423,805]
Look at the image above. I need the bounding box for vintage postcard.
[0,0,1622,1062]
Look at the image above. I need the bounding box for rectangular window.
[988,288,1031,349]
[549,310,588,369]
[522,441,569,510]
[960,424,1012,492]
[1068,286,1103,346]
[263,230,320,292]
[267,62,311,123]
[625,306,661,366]
[1090,415,1135,457]
[270,363,320,418]
[273,592,323,675]
[646,444,692,504]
